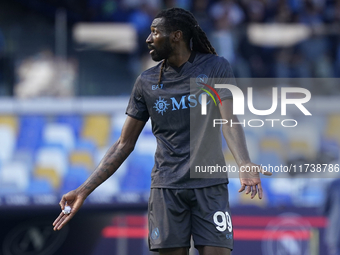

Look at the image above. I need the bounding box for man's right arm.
[78,116,146,195]
[53,116,146,230]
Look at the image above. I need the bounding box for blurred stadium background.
[0,0,339,254]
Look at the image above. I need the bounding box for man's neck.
[166,47,192,68]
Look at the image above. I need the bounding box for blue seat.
[42,123,76,152]
[320,138,339,160]
[55,114,83,139]
[258,151,284,167]
[35,145,68,177]
[75,139,97,154]
[121,153,154,192]
[26,179,54,195]
[16,115,46,153]
[0,162,30,193]
[61,166,90,193]
[263,178,293,206]
[109,115,126,144]
[265,128,287,141]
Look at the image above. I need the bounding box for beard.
[149,37,173,62]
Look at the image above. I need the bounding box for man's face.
[146,18,173,61]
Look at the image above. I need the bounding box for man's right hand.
[53,190,86,231]
[52,116,146,231]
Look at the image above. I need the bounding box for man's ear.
[171,30,183,42]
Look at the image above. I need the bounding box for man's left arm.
[219,98,272,199]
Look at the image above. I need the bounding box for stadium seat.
[258,151,284,169]
[325,114,340,144]
[26,179,53,195]
[55,114,83,139]
[35,146,68,176]
[42,123,76,151]
[69,150,94,170]
[82,115,110,148]
[141,120,153,136]
[16,115,46,153]
[260,137,286,160]
[89,174,120,197]
[319,138,339,163]
[61,166,90,193]
[292,178,328,207]
[239,191,267,206]
[135,136,157,155]
[75,139,97,154]
[0,162,29,193]
[261,178,292,206]
[34,166,61,188]
[109,114,126,143]
[227,178,241,206]
[0,125,16,164]
[11,150,34,172]
[95,146,109,166]
[0,115,18,133]
[264,127,288,140]
[243,130,261,162]
[289,140,316,160]
[224,149,235,164]
[286,123,320,160]
[121,152,154,192]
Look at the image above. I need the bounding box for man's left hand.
[238,162,272,199]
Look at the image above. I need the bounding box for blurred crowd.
[14,50,77,98]
[0,0,339,97]
[85,0,340,78]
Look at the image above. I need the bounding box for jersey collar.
[166,51,196,73]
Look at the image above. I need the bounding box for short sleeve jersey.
[126,52,234,189]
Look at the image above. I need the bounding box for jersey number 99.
[213,211,232,232]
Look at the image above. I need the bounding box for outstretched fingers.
[53,210,75,231]
[257,183,263,199]
[238,183,246,193]
[239,182,263,199]
[245,185,251,194]
[251,185,257,199]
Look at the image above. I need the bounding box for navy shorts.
[148,183,233,251]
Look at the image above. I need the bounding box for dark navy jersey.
[126,52,234,188]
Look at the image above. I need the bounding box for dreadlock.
[155,7,217,86]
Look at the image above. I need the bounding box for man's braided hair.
[154,7,217,86]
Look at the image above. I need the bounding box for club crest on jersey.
[151,228,160,240]
[195,76,222,112]
[154,97,170,115]
[196,74,208,87]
